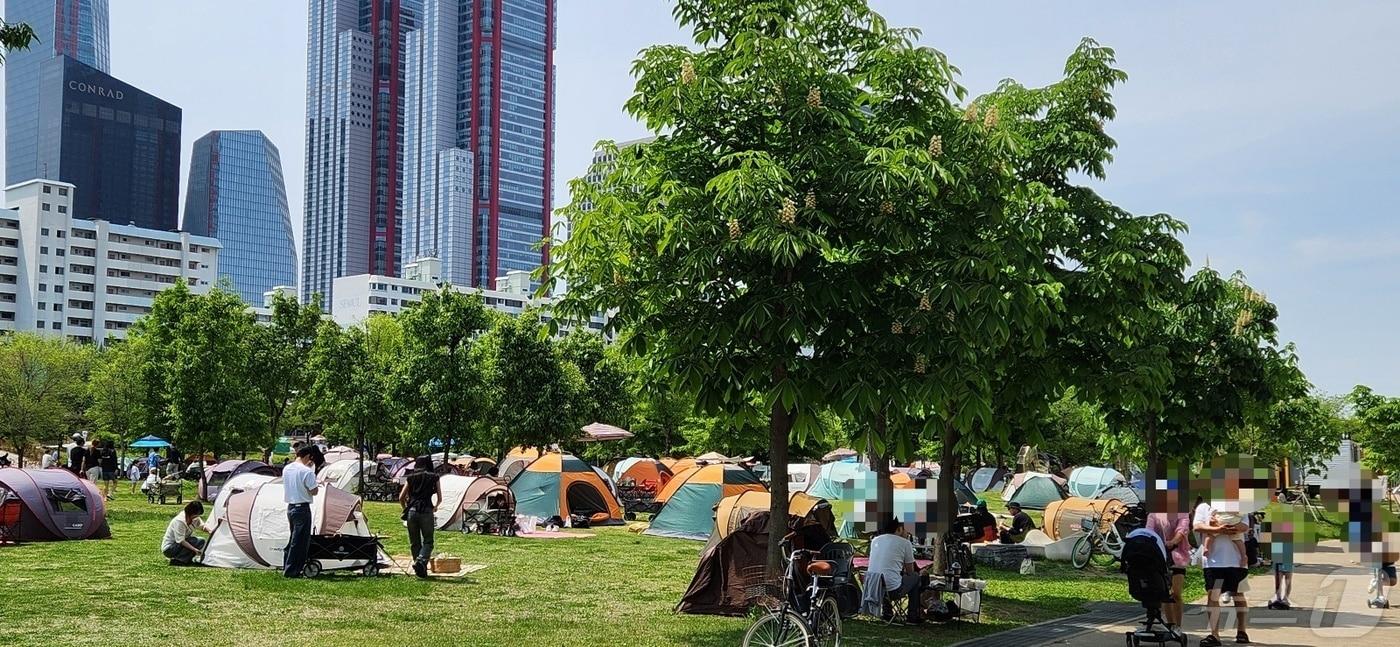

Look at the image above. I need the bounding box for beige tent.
[1042,497,1130,540]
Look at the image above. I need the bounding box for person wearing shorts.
[1196,500,1251,646]
[98,440,118,500]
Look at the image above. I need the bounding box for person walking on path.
[161,501,212,565]
[1195,495,1253,646]
[281,446,320,578]
[398,456,443,578]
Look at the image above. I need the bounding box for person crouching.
[162,501,212,566]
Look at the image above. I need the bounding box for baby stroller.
[1120,531,1186,646]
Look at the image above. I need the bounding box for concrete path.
[977,542,1399,646]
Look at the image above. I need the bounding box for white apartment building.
[330,256,609,338]
[0,179,220,343]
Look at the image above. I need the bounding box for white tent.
[320,446,359,465]
[787,463,822,493]
[319,458,377,493]
[203,479,382,571]
[1067,466,1125,498]
[429,475,513,531]
[210,472,278,518]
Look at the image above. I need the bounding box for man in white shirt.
[162,501,212,565]
[282,446,321,578]
[40,450,55,470]
[1194,496,1251,646]
[866,518,925,623]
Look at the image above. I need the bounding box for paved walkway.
[961,542,1399,646]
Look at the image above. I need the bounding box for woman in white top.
[162,501,212,565]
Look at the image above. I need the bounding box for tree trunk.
[936,419,962,573]
[1145,418,1161,513]
[766,391,794,576]
[869,409,893,537]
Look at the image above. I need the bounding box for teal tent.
[128,435,172,449]
[1067,466,1125,498]
[1002,472,1068,510]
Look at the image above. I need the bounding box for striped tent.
[509,453,623,524]
[645,464,767,540]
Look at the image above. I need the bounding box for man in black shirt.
[999,501,1036,544]
[98,440,119,500]
[69,438,88,476]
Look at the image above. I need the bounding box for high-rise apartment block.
[5,1,182,231]
[305,0,554,306]
[184,131,297,305]
[0,180,220,342]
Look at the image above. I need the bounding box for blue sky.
[2,1,1397,395]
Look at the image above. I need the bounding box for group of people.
[969,499,1035,545]
[65,437,120,500]
[157,446,448,580]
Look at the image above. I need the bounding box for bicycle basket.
[1080,517,1096,532]
[738,565,784,608]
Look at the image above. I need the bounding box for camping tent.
[1042,497,1131,540]
[677,510,836,616]
[787,463,822,493]
[203,480,384,571]
[200,460,279,502]
[1002,472,1069,510]
[708,490,835,548]
[500,448,543,481]
[320,446,359,465]
[378,457,411,480]
[806,462,973,537]
[0,468,110,542]
[129,435,172,449]
[965,466,1010,493]
[645,464,767,540]
[1067,466,1126,498]
[612,458,671,488]
[509,452,624,524]
[318,459,377,493]
[210,472,278,520]
[431,475,514,531]
[695,451,730,464]
[1091,482,1143,508]
[668,458,698,475]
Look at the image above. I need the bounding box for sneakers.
[1200,636,1223,647]
[412,560,428,579]
[1235,631,1252,644]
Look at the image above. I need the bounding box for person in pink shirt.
[1147,481,1193,630]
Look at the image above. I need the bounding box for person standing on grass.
[128,460,142,494]
[162,501,213,566]
[1195,484,1253,646]
[69,437,87,476]
[282,446,320,578]
[398,456,443,578]
[98,440,119,500]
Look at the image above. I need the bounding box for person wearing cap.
[972,500,998,543]
[999,501,1036,544]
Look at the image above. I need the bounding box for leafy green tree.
[155,285,266,471]
[1349,386,1400,478]
[88,338,150,453]
[250,292,323,452]
[558,331,634,428]
[0,334,93,466]
[307,322,391,490]
[0,20,36,64]
[1036,391,1110,468]
[396,287,492,457]
[481,312,587,457]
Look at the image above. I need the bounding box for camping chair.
[820,542,860,618]
[860,571,910,625]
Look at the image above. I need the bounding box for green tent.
[1002,472,1068,510]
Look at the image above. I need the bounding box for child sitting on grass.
[1204,510,1249,568]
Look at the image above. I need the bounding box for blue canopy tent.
[128,435,172,449]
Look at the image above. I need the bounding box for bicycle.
[1071,513,1125,569]
[741,533,843,647]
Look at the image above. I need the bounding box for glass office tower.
[184,131,297,305]
[5,0,111,186]
[33,56,182,230]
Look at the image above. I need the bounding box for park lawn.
[0,485,1176,647]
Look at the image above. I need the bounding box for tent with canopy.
[430,475,514,531]
[1001,472,1069,510]
[1067,466,1126,498]
[612,458,672,488]
[965,466,1010,493]
[202,480,384,571]
[200,460,279,502]
[645,464,766,540]
[129,435,173,449]
[509,452,623,524]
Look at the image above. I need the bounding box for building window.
[56,249,64,257]
[56,231,65,238]
[40,246,48,254]
[52,322,61,330]
[41,228,49,236]
[42,186,51,194]
[57,206,67,214]
[41,203,51,211]
[39,264,47,273]
[55,285,63,294]
[57,187,67,196]
[38,284,46,292]
[55,267,64,275]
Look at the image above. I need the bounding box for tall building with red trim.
[303,0,420,306]
[401,0,554,288]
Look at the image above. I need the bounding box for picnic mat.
[384,557,487,578]
[517,530,596,540]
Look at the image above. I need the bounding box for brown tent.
[1042,497,1130,541]
[678,503,836,616]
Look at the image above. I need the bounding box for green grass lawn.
[0,484,1184,646]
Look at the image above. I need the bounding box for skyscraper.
[183,131,297,305]
[302,0,421,307]
[401,0,555,288]
[5,0,111,186]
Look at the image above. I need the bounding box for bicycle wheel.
[1071,534,1094,569]
[1090,545,1118,569]
[810,596,842,647]
[742,609,812,647]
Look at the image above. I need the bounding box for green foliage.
[132,283,266,461]
[0,19,37,64]
[250,292,323,442]
[558,331,634,427]
[0,333,94,461]
[1350,385,1400,477]
[481,311,587,456]
[87,338,149,449]
[1036,392,1109,468]
[395,287,492,456]
[306,322,395,479]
